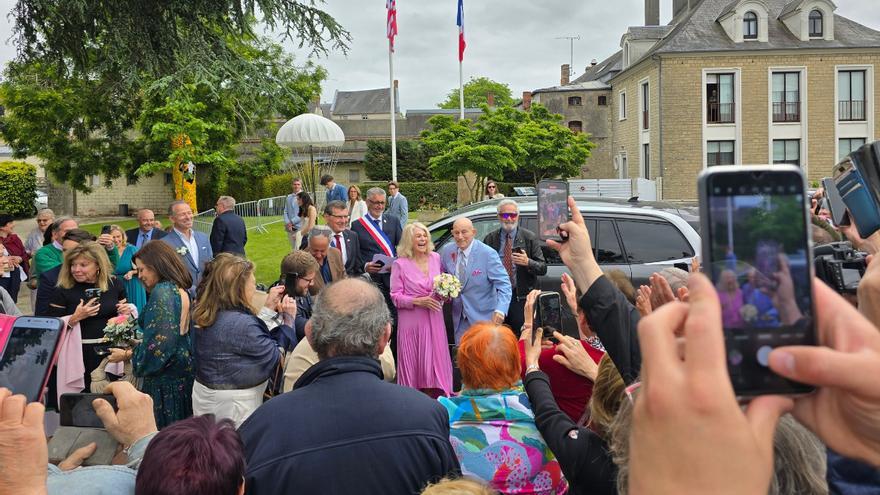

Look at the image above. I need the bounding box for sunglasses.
[499,212,518,220]
[487,185,497,189]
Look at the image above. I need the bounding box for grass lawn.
[83,210,428,286]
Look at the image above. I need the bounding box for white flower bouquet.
[433,273,462,300]
[103,314,138,347]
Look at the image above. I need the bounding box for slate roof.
[624,25,675,41]
[571,50,623,85]
[531,80,611,95]
[331,87,400,115]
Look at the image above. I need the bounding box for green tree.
[438,77,514,109]
[364,140,433,181]
[518,105,594,183]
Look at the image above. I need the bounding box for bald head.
[451,217,476,250]
[309,278,392,360]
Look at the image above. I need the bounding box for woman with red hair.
[438,322,568,494]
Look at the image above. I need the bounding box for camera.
[814,242,867,295]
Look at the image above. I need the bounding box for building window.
[568,96,582,106]
[642,144,650,178]
[619,153,628,179]
[598,95,608,106]
[349,168,360,183]
[568,121,583,133]
[619,91,627,120]
[89,175,101,187]
[839,138,867,161]
[838,70,866,121]
[743,11,758,40]
[772,72,800,122]
[707,141,735,166]
[707,73,735,123]
[641,82,649,130]
[773,139,801,166]
[809,10,823,37]
[164,173,173,185]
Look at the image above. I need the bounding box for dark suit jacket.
[484,226,548,300]
[350,215,403,291]
[125,227,166,247]
[331,229,362,276]
[34,265,61,316]
[310,249,346,296]
[210,210,248,256]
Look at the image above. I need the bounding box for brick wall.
[611,63,660,183]
[74,174,175,217]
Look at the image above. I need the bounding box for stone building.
[536,0,880,200]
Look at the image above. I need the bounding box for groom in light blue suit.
[440,217,512,344]
[161,200,214,293]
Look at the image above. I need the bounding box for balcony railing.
[707,102,734,123]
[772,101,800,122]
[839,100,866,121]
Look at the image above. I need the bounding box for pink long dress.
[390,252,453,395]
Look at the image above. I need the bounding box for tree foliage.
[364,140,433,182]
[420,103,594,202]
[438,76,514,109]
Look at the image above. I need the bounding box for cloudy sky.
[1,0,879,111]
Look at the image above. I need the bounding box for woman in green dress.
[111,241,194,428]
[110,225,147,314]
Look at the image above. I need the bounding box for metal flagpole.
[459,61,464,120]
[389,39,398,182]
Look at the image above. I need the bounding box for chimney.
[561,64,570,86]
[645,0,659,25]
[522,91,532,111]
[393,79,399,89]
[591,59,598,66]
[487,92,495,107]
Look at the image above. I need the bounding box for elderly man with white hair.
[210,195,247,256]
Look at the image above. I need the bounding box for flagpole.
[459,61,464,120]
[389,40,398,183]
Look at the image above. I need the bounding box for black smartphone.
[821,177,850,227]
[513,247,526,255]
[60,393,118,428]
[100,225,112,235]
[283,272,299,298]
[0,317,65,402]
[84,287,102,302]
[698,165,816,398]
[537,180,570,242]
[534,291,564,344]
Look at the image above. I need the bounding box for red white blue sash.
[358,217,395,257]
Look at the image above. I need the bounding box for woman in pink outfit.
[391,222,453,397]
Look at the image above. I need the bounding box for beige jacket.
[282,338,397,392]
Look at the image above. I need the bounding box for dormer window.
[809,10,823,37]
[743,11,758,39]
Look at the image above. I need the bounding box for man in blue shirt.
[320,174,348,205]
[283,178,304,250]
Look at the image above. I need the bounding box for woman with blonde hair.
[48,241,129,393]
[109,224,147,313]
[391,222,452,397]
[439,322,568,494]
[191,253,282,427]
[348,184,368,225]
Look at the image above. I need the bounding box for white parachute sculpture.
[275,112,345,209]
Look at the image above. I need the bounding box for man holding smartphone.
[483,199,547,335]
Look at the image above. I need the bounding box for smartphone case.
[0,314,15,355]
[834,158,880,239]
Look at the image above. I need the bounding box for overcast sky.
[1,0,879,111]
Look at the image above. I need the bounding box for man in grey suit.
[162,200,214,292]
[386,181,409,224]
[283,178,304,250]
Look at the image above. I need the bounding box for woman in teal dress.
[110,225,147,314]
[111,241,194,428]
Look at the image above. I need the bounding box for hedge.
[0,161,37,217]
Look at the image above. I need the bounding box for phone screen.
[0,317,65,402]
[60,393,118,428]
[536,292,563,336]
[537,180,569,241]
[821,177,850,227]
[101,225,112,235]
[283,273,299,298]
[702,168,815,396]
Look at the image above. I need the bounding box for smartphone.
[283,272,299,298]
[84,288,102,302]
[0,317,65,402]
[534,291,564,344]
[60,393,118,428]
[101,225,112,235]
[513,247,526,255]
[821,177,850,227]
[698,165,816,398]
[537,180,570,242]
[834,157,880,238]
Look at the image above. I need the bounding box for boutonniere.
[451,252,457,262]
[176,246,189,256]
[471,269,483,276]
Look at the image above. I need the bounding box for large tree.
[438,76,514,109]
[364,140,433,182]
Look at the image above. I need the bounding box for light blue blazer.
[440,239,512,343]
[161,230,214,291]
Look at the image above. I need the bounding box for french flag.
[457,0,466,62]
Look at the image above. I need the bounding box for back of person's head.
[659,267,689,293]
[136,415,245,495]
[280,250,319,279]
[320,174,333,185]
[770,415,827,495]
[132,240,192,290]
[310,278,390,359]
[811,224,837,246]
[422,477,498,495]
[457,323,521,391]
[62,229,96,244]
[0,213,13,228]
[607,396,634,494]
[193,253,255,328]
[605,269,637,304]
[58,241,113,291]
[588,354,626,437]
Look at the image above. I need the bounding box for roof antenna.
[555,35,581,78]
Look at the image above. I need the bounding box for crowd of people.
[1,179,880,495]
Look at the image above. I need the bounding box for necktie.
[503,233,514,282]
[457,250,467,282]
[139,232,147,248]
[334,234,343,252]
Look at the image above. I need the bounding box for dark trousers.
[504,298,526,338]
[0,267,22,303]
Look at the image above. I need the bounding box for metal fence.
[193,195,288,235]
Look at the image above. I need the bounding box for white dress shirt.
[174,228,199,267]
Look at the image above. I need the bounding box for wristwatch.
[525,364,540,374]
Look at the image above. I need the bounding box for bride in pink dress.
[391,222,453,397]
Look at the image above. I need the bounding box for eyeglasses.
[499,212,518,220]
[487,185,497,189]
[300,275,315,284]
[328,213,350,219]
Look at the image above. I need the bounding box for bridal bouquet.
[433,273,462,300]
[103,314,138,347]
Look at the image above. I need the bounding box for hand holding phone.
[537,180,570,242]
[0,317,65,402]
